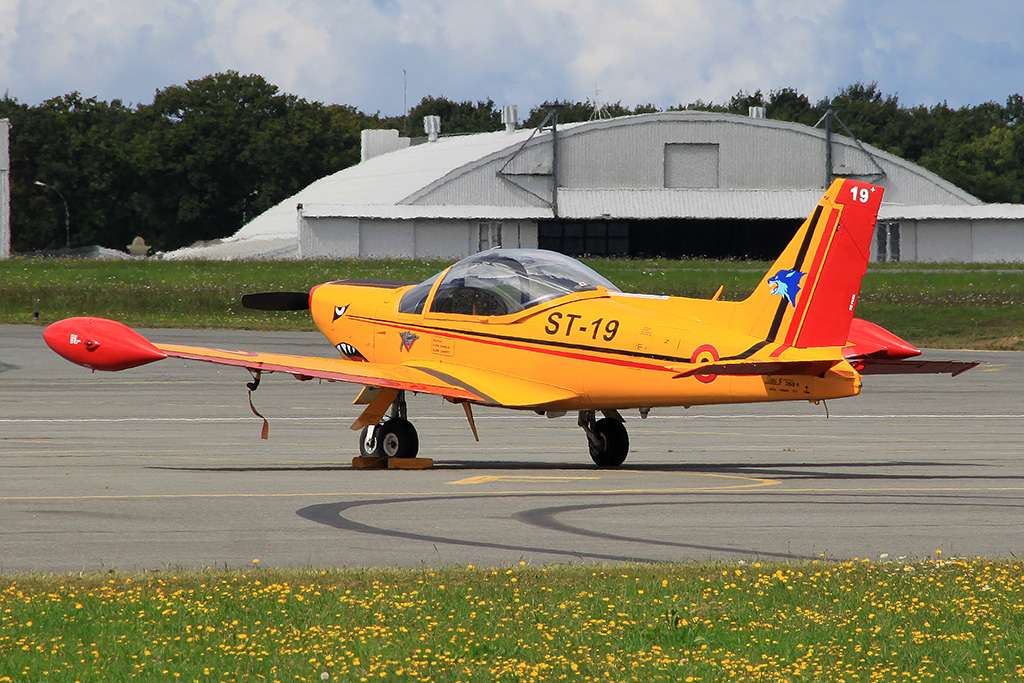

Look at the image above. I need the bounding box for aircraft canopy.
[400,248,619,316]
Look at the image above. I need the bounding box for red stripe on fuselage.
[366,318,682,374]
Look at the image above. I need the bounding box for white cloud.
[1,0,1020,112]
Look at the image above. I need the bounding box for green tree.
[523,99,646,127]
[765,88,816,126]
[6,93,138,252]
[133,71,361,250]
[406,96,503,135]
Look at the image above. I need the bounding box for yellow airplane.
[45,179,976,466]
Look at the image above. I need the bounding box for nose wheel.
[580,411,629,467]
[357,390,421,460]
[359,417,420,459]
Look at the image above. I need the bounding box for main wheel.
[588,417,629,467]
[360,418,419,459]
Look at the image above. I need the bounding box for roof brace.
[496,108,559,217]
[815,105,886,185]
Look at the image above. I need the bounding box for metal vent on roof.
[424,115,441,142]
[502,105,518,134]
[748,106,766,119]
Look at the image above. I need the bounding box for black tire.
[359,418,419,459]
[377,418,419,458]
[589,417,629,467]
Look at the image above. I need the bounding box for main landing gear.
[580,410,629,467]
[354,393,632,468]
[358,390,420,460]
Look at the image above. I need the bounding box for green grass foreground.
[2,559,1022,682]
[2,257,1024,349]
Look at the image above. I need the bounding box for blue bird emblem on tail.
[768,269,806,307]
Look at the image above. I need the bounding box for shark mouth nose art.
[336,342,366,362]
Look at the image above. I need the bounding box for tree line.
[2,73,1021,253]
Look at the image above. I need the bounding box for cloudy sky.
[2,0,1022,115]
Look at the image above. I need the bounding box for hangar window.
[540,217,799,260]
[479,221,502,251]
[538,220,628,256]
[875,221,901,262]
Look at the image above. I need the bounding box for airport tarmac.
[2,324,1023,574]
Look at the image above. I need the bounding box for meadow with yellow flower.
[2,558,1022,681]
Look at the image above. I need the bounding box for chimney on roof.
[502,105,518,134]
[360,129,410,161]
[424,115,441,142]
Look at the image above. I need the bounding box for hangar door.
[538,218,800,260]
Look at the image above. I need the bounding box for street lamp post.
[34,180,70,250]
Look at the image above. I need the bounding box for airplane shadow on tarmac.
[150,458,1024,484]
[293,493,828,565]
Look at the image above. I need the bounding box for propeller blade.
[241,292,310,311]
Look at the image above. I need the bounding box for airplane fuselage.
[310,282,861,411]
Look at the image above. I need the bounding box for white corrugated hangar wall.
[216,111,1024,262]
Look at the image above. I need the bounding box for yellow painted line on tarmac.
[0,472,781,502]
[449,475,601,485]
[8,481,1024,504]
[745,483,1024,493]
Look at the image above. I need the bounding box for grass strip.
[2,257,1023,349]
[2,558,1022,682]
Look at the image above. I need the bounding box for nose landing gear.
[354,390,429,468]
[359,417,419,459]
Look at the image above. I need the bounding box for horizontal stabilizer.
[850,358,979,376]
[675,359,839,378]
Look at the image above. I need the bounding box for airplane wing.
[155,343,485,401]
[403,360,579,408]
[43,317,579,408]
[159,345,579,407]
[43,317,480,402]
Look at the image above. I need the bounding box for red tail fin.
[737,179,883,349]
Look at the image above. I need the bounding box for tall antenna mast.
[589,85,610,121]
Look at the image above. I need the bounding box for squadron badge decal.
[767,269,806,307]
[400,331,419,352]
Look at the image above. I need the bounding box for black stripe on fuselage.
[357,316,696,366]
[326,279,414,288]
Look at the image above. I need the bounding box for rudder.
[736,179,884,349]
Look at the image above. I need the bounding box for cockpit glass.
[397,272,441,314]
[425,249,619,316]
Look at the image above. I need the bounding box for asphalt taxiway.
[2,324,1022,574]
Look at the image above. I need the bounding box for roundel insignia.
[691,344,719,384]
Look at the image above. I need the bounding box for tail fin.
[736,179,883,349]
